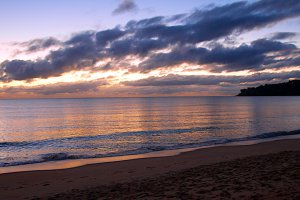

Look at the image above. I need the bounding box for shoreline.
[0,138,299,199]
[1,134,300,175]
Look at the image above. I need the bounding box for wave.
[0,129,300,167]
[41,153,83,161]
[0,126,219,148]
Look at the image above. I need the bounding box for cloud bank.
[1,0,300,97]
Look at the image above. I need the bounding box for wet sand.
[0,139,299,199]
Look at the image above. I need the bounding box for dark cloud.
[1,0,300,83]
[19,37,61,52]
[203,39,297,72]
[126,17,164,29]
[129,0,300,47]
[109,38,167,57]
[65,31,95,45]
[1,32,100,81]
[265,54,300,70]
[0,60,53,81]
[50,34,99,68]
[112,0,138,15]
[271,32,298,40]
[1,80,107,95]
[133,0,300,46]
[96,28,126,47]
[123,71,300,87]
[139,39,297,72]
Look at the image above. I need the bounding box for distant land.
[238,80,300,96]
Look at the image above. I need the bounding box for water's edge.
[1,133,299,175]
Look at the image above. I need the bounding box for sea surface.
[1,97,300,167]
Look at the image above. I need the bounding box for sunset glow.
[0,0,299,98]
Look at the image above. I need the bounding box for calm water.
[1,97,300,167]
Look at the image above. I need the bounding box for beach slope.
[0,139,299,199]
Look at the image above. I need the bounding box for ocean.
[0,97,300,167]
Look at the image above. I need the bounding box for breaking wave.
[0,128,299,167]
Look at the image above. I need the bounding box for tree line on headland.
[238,80,300,96]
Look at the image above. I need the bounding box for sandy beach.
[1,0,300,199]
[0,138,299,199]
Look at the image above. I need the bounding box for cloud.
[17,37,61,53]
[96,28,126,47]
[112,0,138,15]
[132,0,300,46]
[109,38,168,57]
[138,39,297,72]
[0,60,54,81]
[123,71,300,87]
[1,32,100,81]
[0,0,300,83]
[1,79,107,95]
[200,39,297,72]
[271,32,298,40]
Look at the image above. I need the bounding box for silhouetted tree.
[238,80,300,96]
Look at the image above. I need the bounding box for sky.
[0,0,300,98]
